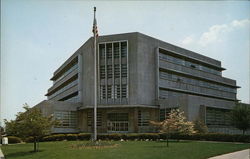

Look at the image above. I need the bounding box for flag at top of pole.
[92,7,98,37]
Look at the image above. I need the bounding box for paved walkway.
[209,149,250,159]
[0,146,4,159]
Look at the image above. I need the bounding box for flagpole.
[93,6,97,141]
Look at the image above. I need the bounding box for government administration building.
[34,32,240,134]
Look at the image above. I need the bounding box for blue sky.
[1,1,249,125]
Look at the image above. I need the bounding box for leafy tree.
[229,103,250,135]
[193,119,208,134]
[150,109,195,146]
[4,104,57,152]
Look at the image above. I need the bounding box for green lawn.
[1,140,250,159]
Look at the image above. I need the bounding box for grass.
[1,140,250,159]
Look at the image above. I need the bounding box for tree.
[150,109,195,147]
[193,119,208,134]
[229,103,250,135]
[4,104,57,152]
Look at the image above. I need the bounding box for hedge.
[26,133,250,143]
[169,133,250,143]
[7,136,22,144]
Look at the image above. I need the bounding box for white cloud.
[182,36,194,45]
[231,19,250,28]
[181,19,250,47]
[198,24,230,46]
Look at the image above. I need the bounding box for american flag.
[92,7,98,37]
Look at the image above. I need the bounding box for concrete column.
[133,108,139,133]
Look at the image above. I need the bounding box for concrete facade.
[34,32,240,134]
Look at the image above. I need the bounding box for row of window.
[159,108,176,121]
[99,42,127,59]
[53,62,78,84]
[138,111,150,126]
[48,79,78,99]
[107,121,129,132]
[159,79,235,99]
[160,71,236,93]
[100,85,128,99]
[59,92,79,103]
[54,111,77,128]
[206,107,231,126]
[64,95,79,103]
[86,111,151,132]
[159,53,221,76]
[87,111,102,127]
[100,64,127,79]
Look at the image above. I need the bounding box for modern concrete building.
[34,32,240,134]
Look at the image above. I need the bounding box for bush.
[43,134,66,142]
[78,133,91,140]
[7,136,22,144]
[167,133,250,143]
[40,133,250,143]
[65,134,78,141]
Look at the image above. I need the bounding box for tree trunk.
[166,133,169,147]
[34,137,37,152]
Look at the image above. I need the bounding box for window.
[114,43,120,58]
[100,66,105,79]
[98,41,128,103]
[53,62,78,84]
[49,78,78,99]
[99,44,105,59]
[206,107,230,126]
[138,111,150,126]
[60,92,79,103]
[100,85,106,99]
[114,64,120,78]
[159,89,168,99]
[107,65,112,78]
[121,42,127,58]
[159,108,175,121]
[87,110,102,127]
[107,113,129,132]
[54,111,77,128]
[121,84,127,98]
[121,64,127,77]
[107,85,114,99]
[106,43,112,59]
[114,85,121,99]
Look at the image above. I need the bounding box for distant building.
[34,32,241,134]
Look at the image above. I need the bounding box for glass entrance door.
[107,113,129,132]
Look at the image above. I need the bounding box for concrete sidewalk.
[209,149,250,159]
[0,147,4,159]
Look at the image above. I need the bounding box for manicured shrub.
[7,136,22,144]
[65,134,78,141]
[78,133,91,140]
[108,133,123,140]
[43,134,66,142]
[39,133,250,143]
[125,133,139,140]
[168,133,250,143]
[97,134,110,140]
